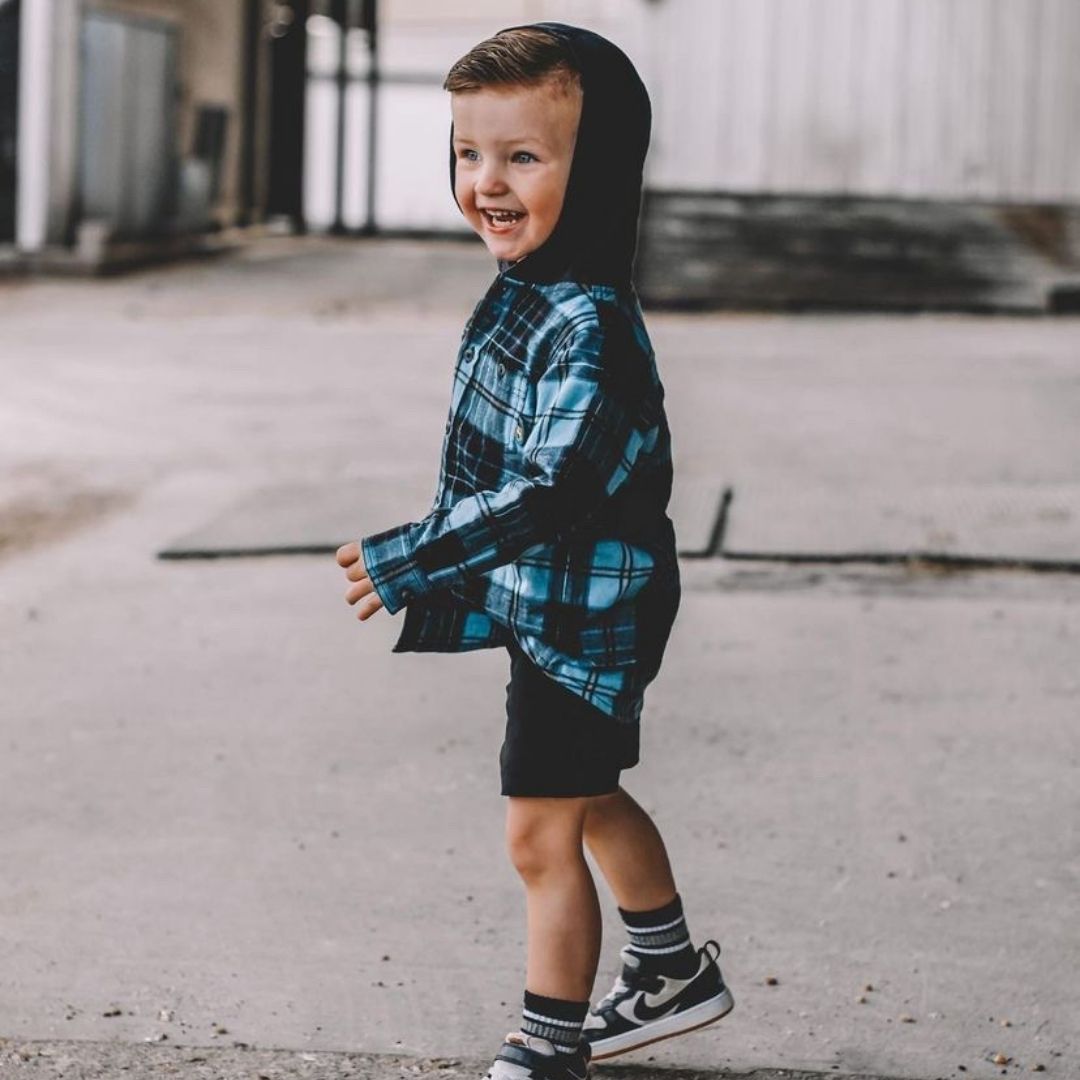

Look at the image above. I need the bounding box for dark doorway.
[266,0,379,232]
[266,0,309,226]
[0,0,18,242]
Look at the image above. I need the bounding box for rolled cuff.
[360,525,432,615]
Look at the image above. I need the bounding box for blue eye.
[458,148,479,162]
[512,151,538,164]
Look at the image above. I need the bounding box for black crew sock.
[618,892,699,979]
[521,990,589,1054]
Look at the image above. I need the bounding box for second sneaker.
[583,940,734,1060]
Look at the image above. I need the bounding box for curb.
[0,1038,916,1080]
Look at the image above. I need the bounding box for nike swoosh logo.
[630,977,707,1023]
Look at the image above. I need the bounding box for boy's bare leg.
[578,788,734,1062]
[581,785,679,911]
[505,795,601,1002]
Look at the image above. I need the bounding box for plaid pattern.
[359,271,680,721]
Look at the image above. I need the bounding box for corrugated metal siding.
[646,0,1080,202]
[79,11,177,235]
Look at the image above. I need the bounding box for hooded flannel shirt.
[358,22,681,723]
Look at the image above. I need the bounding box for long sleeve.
[359,319,652,615]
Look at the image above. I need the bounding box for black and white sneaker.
[483,1031,591,1080]
[583,940,734,1060]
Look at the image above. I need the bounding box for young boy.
[336,22,733,1080]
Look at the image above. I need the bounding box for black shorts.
[500,639,639,798]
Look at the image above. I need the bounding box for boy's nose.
[476,164,509,196]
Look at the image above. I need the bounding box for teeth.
[485,210,523,223]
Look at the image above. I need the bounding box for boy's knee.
[505,798,588,880]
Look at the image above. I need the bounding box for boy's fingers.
[344,579,374,605]
[335,541,360,568]
[345,562,371,582]
[355,594,384,621]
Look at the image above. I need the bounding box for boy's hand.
[336,541,385,621]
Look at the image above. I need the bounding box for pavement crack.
[679,485,733,559]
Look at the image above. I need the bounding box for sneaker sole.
[587,986,735,1061]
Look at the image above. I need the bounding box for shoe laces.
[596,939,722,1010]
[596,961,663,1011]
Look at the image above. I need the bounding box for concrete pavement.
[0,1039,897,1080]
[0,238,1077,1080]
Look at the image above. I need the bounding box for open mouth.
[480,208,526,231]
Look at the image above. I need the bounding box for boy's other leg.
[505,795,601,1003]
[580,786,734,1061]
[582,786,697,977]
[581,785,676,911]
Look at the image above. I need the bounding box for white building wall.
[645,0,1080,202]
[325,0,1080,233]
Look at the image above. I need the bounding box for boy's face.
[451,79,582,265]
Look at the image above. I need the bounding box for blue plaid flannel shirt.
[359,271,681,722]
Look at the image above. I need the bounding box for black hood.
[448,22,651,288]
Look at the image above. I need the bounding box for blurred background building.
[3,0,1079,309]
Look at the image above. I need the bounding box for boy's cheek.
[465,212,484,237]
[454,184,479,228]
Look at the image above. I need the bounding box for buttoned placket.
[447,335,480,435]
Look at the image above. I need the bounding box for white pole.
[15,0,54,252]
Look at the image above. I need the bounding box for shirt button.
[401,587,413,602]
[514,423,525,442]
[464,346,476,363]
[497,361,507,379]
